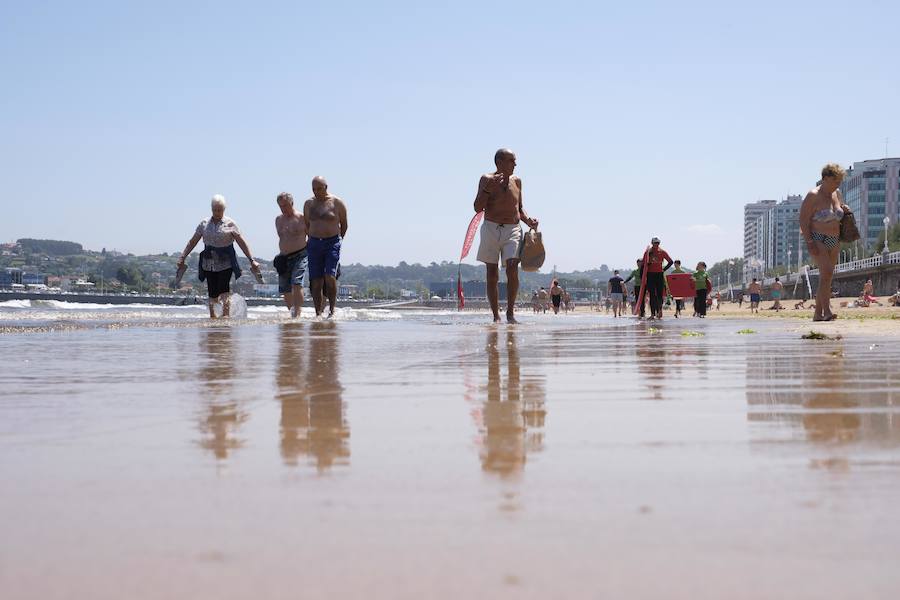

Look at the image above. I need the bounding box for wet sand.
[2,313,900,599]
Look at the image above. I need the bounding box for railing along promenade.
[760,250,900,287]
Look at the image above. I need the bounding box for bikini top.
[812,205,844,223]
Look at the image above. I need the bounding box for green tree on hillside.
[707,257,743,287]
[17,239,83,255]
[116,265,145,286]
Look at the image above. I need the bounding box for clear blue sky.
[2,0,898,271]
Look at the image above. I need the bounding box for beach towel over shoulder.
[519,229,545,272]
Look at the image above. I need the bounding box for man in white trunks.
[473,148,539,323]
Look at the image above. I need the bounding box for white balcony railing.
[758,250,900,285]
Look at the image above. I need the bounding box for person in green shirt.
[692,262,711,317]
[671,259,685,317]
[622,258,644,317]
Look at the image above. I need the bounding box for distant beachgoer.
[177,194,260,318]
[887,280,900,306]
[537,287,549,313]
[473,148,539,323]
[800,163,848,321]
[771,277,784,310]
[861,279,882,306]
[736,291,744,308]
[304,177,348,318]
[692,262,710,318]
[550,279,562,314]
[748,278,761,314]
[671,259,685,318]
[623,259,645,318]
[531,291,540,313]
[644,237,673,320]
[607,269,626,317]
[889,280,900,307]
[274,192,307,318]
[562,288,572,313]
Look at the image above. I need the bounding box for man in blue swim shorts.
[274,192,308,318]
[748,278,761,314]
[304,176,348,318]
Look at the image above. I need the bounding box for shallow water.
[1,309,899,599]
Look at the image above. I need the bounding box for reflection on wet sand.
[801,354,861,444]
[635,343,666,400]
[276,323,309,465]
[478,329,546,477]
[195,327,248,460]
[635,337,710,401]
[276,321,349,472]
[747,344,900,448]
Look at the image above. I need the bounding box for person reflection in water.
[196,327,248,461]
[276,323,310,465]
[746,347,875,469]
[479,329,546,477]
[799,347,861,446]
[635,343,666,401]
[276,321,349,472]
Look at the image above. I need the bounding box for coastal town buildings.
[743,197,802,278]
[742,156,900,280]
[840,157,900,249]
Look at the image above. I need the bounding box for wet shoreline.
[1,315,899,598]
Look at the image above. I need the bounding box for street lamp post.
[884,217,891,254]
[727,260,734,300]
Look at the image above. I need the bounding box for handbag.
[519,229,545,272]
[839,206,861,243]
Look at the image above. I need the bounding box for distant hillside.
[17,238,84,256]
[3,237,627,296]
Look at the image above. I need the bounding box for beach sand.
[2,311,899,599]
[685,296,900,337]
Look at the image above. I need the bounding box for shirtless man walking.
[473,149,539,323]
[304,176,348,318]
[275,192,308,318]
[748,278,762,314]
[537,287,549,313]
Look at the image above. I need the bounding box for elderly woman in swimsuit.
[800,163,849,321]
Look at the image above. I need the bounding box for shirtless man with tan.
[274,192,307,318]
[303,176,348,318]
[473,149,539,323]
[771,277,784,311]
[747,278,762,314]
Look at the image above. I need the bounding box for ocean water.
[2,303,900,599]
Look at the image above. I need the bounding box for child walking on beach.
[693,262,711,318]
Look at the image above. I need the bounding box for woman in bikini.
[800,163,848,321]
